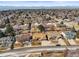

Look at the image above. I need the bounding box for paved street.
[0,46,79,57]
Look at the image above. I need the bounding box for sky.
[0,1,79,6]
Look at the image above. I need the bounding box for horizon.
[0,1,79,6]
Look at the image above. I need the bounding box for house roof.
[16,33,32,42]
[64,31,76,39]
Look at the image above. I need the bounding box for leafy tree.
[37,25,45,32]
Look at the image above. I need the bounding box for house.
[64,21,74,28]
[13,24,21,31]
[14,41,23,48]
[0,27,6,32]
[61,31,76,39]
[31,26,40,33]
[66,50,79,57]
[41,40,54,46]
[13,24,28,31]
[74,24,79,31]
[32,32,46,41]
[0,36,14,48]
[58,38,67,45]
[16,33,32,43]
[31,41,41,46]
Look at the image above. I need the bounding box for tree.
[77,30,79,38]
[72,26,76,32]
[5,24,15,36]
[45,35,48,40]
[20,20,24,25]
[4,17,10,24]
[37,25,45,32]
[5,24,16,49]
[0,30,5,38]
[10,36,16,49]
[27,19,32,33]
[60,21,64,24]
[28,23,31,32]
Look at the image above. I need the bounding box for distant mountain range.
[0,6,79,11]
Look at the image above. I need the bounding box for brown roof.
[16,33,32,42]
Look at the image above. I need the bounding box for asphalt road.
[0,45,79,57]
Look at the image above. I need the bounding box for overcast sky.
[0,1,79,6]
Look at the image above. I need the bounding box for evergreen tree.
[38,25,45,32]
[5,24,15,36]
[4,17,10,24]
[0,30,5,38]
[72,26,76,32]
[77,30,79,38]
[5,24,16,49]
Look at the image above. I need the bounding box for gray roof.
[65,31,76,39]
